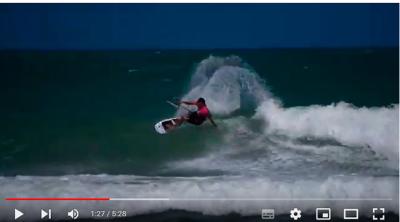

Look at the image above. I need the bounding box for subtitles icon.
[316,208,331,220]
[344,209,359,220]
[261,209,275,220]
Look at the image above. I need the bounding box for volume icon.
[67,209,79,220]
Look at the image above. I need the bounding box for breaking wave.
[1,55,397,220]
[179,55,398,169]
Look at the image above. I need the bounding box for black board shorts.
[187,112,206,125]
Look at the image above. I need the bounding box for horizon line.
[0,46,397,52]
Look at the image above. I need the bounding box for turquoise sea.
[0,49,398,220]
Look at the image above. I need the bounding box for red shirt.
[197,106,210,118]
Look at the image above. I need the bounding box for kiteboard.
[154,117,180,134]
[154,100,183,134]
[154,100,196,134]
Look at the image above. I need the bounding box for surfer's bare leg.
[172,116,189,126]
[164,123,174,131]
[165,117,186,131]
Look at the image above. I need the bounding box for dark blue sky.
[0,4,398,49]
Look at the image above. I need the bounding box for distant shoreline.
[0,46,397,52]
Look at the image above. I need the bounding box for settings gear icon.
[290,208,302,220]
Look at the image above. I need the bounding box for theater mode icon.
[344,209,359,220]
[316,208,331,220]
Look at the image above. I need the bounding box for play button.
[14,209,23,220]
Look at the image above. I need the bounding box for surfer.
[165,98,217,131]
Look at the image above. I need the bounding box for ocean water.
[0,49,398,220]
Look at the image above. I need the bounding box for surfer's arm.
[208,116,218,127]
[180,101,196,105]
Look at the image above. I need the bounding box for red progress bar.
[5,197,110,201]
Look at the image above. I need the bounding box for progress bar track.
[4,197,393,201]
